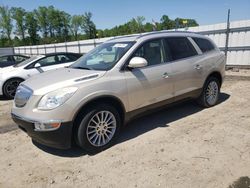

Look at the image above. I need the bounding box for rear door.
[23,55,62,78]
[164,37,204,98]
[125,39,174,111]
[41,54,78,71]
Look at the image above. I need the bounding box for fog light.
[34,122,61,131]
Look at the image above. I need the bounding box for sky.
[1,0,250,29]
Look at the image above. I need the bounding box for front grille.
[14,85,33,108]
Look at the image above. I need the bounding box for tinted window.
[57,54,71,63]
[36,56,58,67]
[165,37,197,61]
[0,56,11,62]
[15,56,39,68]
[192,37,215,53]
[67,54,81,61]
[13,55,28,63]
[133,39,165,66]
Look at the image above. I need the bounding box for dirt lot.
[0,70,250,188]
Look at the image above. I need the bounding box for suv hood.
[22,68,106,95]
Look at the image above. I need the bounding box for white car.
[0,52,82,99]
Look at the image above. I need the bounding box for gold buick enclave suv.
[11,31,225,152]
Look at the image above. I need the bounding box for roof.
[0,54,29,57]
[107,30,205,43]
[43,52,82,56]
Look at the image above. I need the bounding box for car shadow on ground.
[33,93,230,157]
[0,95,11,101]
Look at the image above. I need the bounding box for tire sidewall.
[202,77,220,107]
[3,79,22,99]
[76,104,121,153]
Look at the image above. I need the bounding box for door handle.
[162,72,169,79]
[194,64,202,70]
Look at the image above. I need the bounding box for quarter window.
[133,39,165,66]
[192,37,215,53]
[165,37,197,61]
[13,56,27,63]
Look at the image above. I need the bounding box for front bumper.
[11,113,73,149]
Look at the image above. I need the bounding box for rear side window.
[165,37,197,61]
[192,37,215,53]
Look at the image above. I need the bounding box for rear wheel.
[197,77,220,107]
[75,104,121,153]
[3,78,23,99]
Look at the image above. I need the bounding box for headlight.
[37,87,78,110]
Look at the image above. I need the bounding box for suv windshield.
[14,56,40,67]
[70,42,135,70]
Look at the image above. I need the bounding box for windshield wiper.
[71,66,92,70]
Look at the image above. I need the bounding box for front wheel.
[75,104,121,153]
[197,77,221,107]
[3,78,23,99]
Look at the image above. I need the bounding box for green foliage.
[174,18,199,29]
[0,5,199,47]
[11,7,26,40]
[25,11,39,45]
[35,6,49,38]
[82,12,96,39]
[70,15,83,40]
[0,6,13,45]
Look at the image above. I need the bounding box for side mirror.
[128,57,148,68]
[34,63,41,68]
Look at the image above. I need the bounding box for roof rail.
[136,30,197,39]
[107,33,142,41]
[107,30,198,42]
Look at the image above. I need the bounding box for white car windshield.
[70,42,135,70]
[14,56,40,67]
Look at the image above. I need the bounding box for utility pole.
[225,9,230,62]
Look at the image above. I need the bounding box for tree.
[47,6,56,38]
[160,15,175,30]
[60,11,71,42]
[70,15,83,40]
[11,7,26,40]
[35,6,49,38]
[144,22,154,32]
[82,12,96,39]
[0,5,200,47]
[135,16,145,32]
[174,18,199,29]
[0,6,13,43]
[128,16,145,33]
[25,11,39,45]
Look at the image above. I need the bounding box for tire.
[197,77,221,108]
[75,104,121,153]
[3,78,23,99]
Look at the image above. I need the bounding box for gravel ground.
[0,70,250,188]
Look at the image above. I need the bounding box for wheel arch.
[205,71,222,87]
[71,95,126,143]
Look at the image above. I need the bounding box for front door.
[125,39,174,112]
